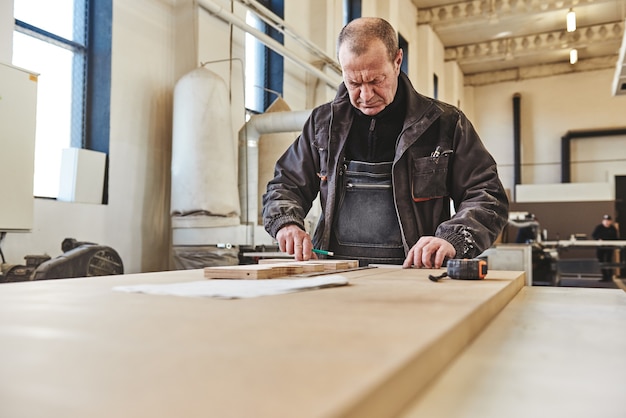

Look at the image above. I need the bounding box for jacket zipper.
[346,182,392,189]
[368,118,376,161]
[344,170,391,179]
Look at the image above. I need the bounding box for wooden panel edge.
[336,271,526,418]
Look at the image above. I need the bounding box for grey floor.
[558,275,620,289]
[549,260,625,290]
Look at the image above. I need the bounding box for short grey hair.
[337,17,399,63]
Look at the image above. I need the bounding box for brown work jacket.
[262,72,509,259]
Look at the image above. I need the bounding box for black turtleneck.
[344,78,406,162]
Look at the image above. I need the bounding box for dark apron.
[329,160,405,266]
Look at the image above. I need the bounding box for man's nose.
[360,84,374,101]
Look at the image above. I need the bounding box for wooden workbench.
[0,266,623,417]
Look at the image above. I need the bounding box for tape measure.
[428,259,488,282]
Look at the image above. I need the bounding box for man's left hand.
[403,236,456,269]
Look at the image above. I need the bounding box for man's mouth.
[360,101,381,108]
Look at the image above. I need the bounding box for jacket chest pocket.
[410,152,451,202]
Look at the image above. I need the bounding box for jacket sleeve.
[591,225,601,240]
[262,112,322,238]
[435,111,509,258]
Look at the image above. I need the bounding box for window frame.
[13,0,112,203]
[261,0,284,111]
[344,0,362,24]
[245,0,284,114]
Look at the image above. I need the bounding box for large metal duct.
[171,66,240,221]
[238,110,312,227]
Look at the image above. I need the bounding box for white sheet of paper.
[113,275,349,299]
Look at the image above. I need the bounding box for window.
[344,0,362,24]
[244,0,284,114]
[12,0,112,201]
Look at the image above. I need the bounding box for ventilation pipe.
[238,110,312,227]
[512,93,521,200]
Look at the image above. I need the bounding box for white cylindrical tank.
[171,67,240,218]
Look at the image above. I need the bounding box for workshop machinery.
[0,238,123,283]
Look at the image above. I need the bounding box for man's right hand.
[276,224,316,261]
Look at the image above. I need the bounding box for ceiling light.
[567,9,576,32]
[494,31,513,39]
[570,48,578,64]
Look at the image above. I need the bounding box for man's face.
[338,40,402,116]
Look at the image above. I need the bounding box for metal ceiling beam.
[464,55,618,86]
[416,0,619,26]
[414,0,625,81]
[445,21,624,64]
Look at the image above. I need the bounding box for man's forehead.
[343,70,385,83]
[342,56,392,78]
[339,39,386,60]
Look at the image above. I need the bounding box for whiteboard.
[0,62,37,231]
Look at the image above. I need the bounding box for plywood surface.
[400,286,626,418]
[0,268,524,418]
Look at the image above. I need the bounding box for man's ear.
[395,49,403,73]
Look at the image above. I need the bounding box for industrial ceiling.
[411,0,626,93]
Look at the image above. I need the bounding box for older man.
[262,17,508,268]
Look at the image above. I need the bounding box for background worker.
[592,214,620,281]
[262,17,509,268]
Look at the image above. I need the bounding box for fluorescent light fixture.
[567,9,576,32]
[570,48,578,64]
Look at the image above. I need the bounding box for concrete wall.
[471,68,626,197]
[0,0,12,62]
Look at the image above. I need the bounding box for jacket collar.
[330,72,445,157]
[334,72,439,127]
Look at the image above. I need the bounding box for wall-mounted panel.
[0,62,37,231]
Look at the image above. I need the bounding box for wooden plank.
[203,261,330,279]
[203,263,298,279]
[258,259,359,270]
